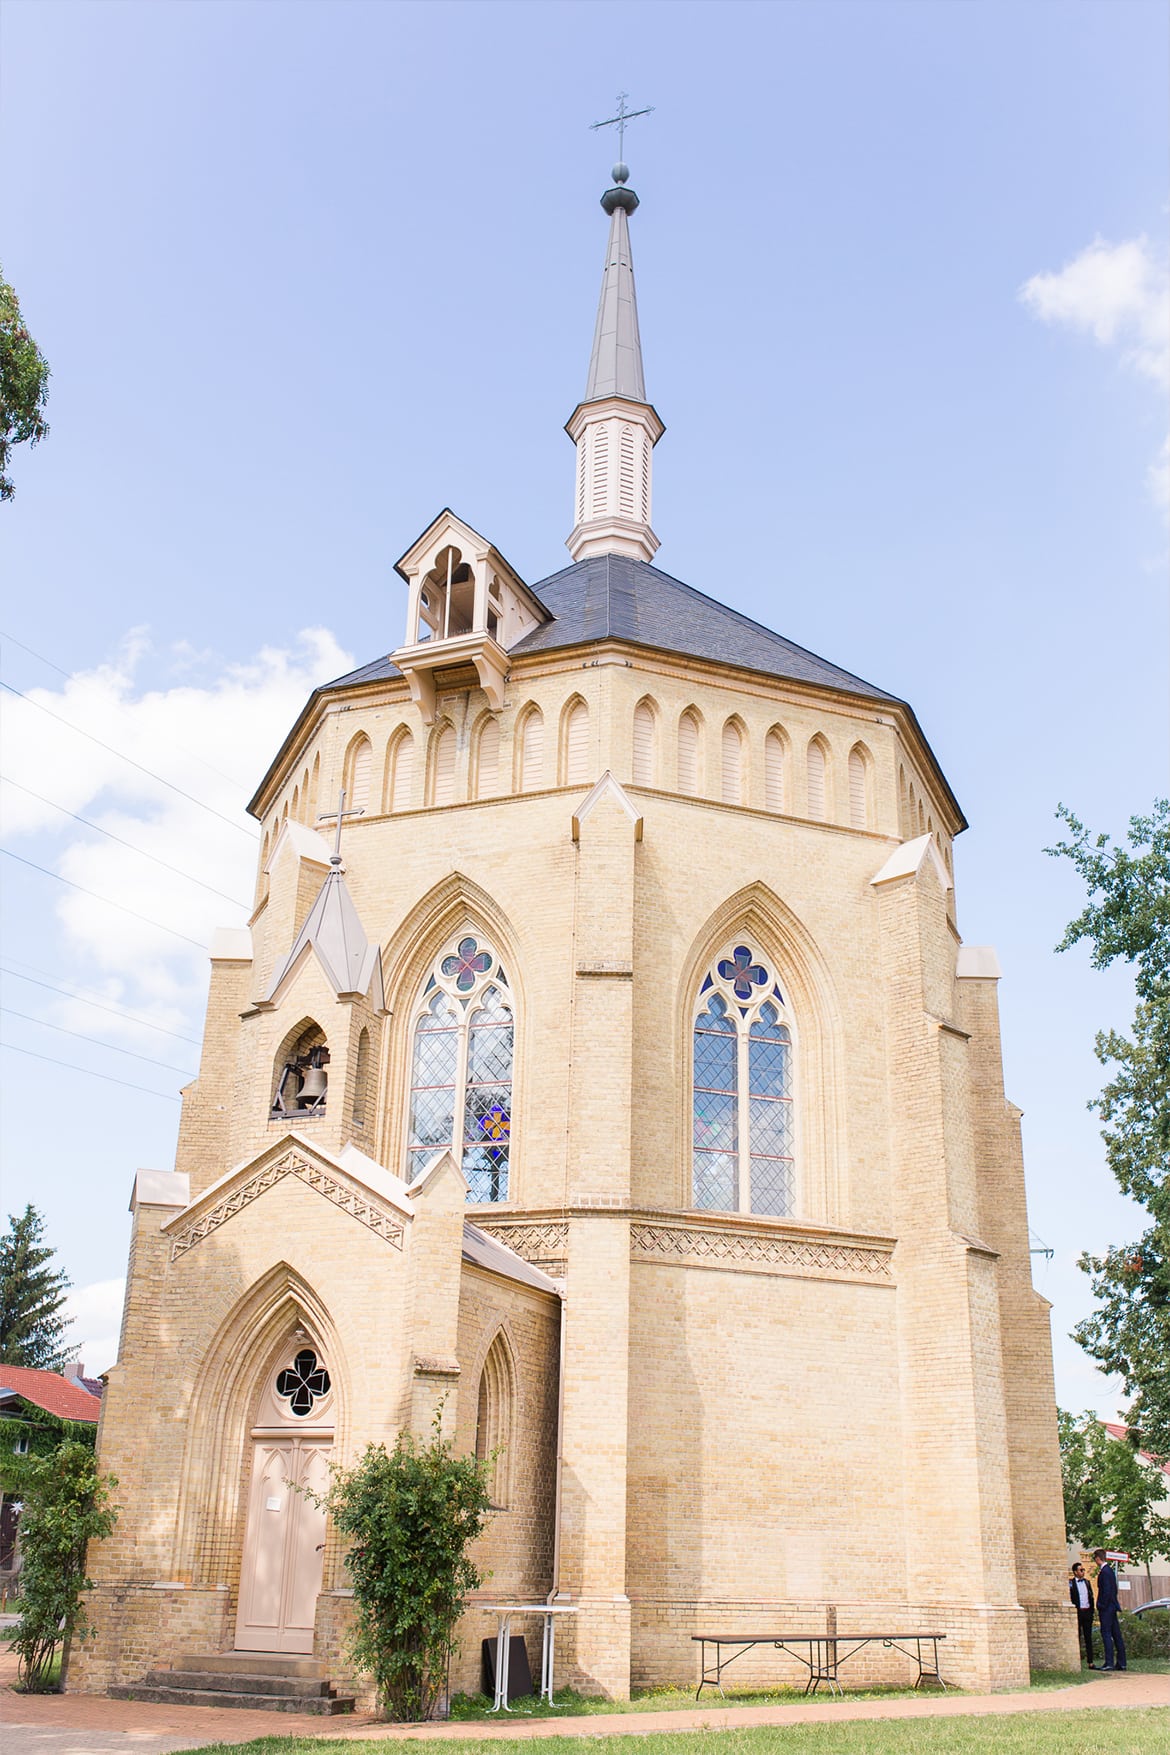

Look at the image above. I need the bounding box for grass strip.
[172,1706,1170,1755]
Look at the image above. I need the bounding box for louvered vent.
[632,702,655,785]
[678,714,699,796]
[433,727,456,806]
[576,442,587,524]
[349,737,372,812]
[390,737,414,812]
[564,702,589,786]
[849,749,868,828]
[619,426,637,517]
[477,719,500,798]
[721,722,743,805]
[806,742,826,821]
[521,710,544,792]
[591,428,609,518]
[765,731,785,812]
[641,434,651,522]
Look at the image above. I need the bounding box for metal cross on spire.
[590,91,654,162]
[316,788,364,866]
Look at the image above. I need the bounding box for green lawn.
[173,1709,1169,1755]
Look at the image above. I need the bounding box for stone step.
[174,1650,329,1679]
[109,1683,355,1715]
[146,1667,333,1697]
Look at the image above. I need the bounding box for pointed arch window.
[632,700,656,786]
[387,732,415,813]
[806,739,827,821]
[475,1330,515,1508]
[562,699,589,786]
[431,724,456,806]
[347,735,373,814]
[721,720,744,805]
[678,711,700,797]
[519,708,544,792]
[692,944,795,1217]
[475,718,501,798]
[407,937,514,1203]
[765,728,787,812]
[848,745,870,829]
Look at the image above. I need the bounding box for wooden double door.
[235,1432,331,1654]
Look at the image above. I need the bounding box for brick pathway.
[1,1647,1166,1754]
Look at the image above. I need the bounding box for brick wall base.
[68,1584,233,1694]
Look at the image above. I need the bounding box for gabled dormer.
[390,509,551,724]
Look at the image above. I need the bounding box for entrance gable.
[162,1135,411,1262]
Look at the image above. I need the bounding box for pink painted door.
[235,1436,330,1653]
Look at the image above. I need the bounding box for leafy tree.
[10,1441,119,1692]
[310,1413,494,1721]
[0,271,50,501]
[0,1205,74,1371]
[1058,1411,1170,1585]
[1049,801,1170,1462]
[1058,1408,1107,1548]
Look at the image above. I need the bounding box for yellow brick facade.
[71,613,1078,1702]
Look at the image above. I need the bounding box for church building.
[75,156,1077,1705]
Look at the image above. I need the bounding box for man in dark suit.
[1092,1549,1128,1671]
[1069,1562,1095,1666]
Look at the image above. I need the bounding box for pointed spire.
[565,164,664,565]
[585,173,646,402]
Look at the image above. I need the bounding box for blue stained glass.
[463,984,513,1203]
[717,945,769,1000]
[700,973,713,993]
[441,936,493,991]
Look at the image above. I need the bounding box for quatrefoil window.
[275,1348,331,1416]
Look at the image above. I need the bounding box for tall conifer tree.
[0,1205,73,1370]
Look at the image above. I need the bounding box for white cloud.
[65,1276,126,1377]
[1020,235,1170,510]
[1020,235,1170,388]
[1,627,353,1047]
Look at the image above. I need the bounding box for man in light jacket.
[1092,1549,1128,1671]
[1069,1563,1095,1666]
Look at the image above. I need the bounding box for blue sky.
[1,0,1166,1408]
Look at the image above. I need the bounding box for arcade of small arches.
[257,696,950,880]
[266,932,802,1220]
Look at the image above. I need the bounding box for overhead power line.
[0,1040,181,1102]
[0,628,251,790]
[1,848,208,950]
[1,775,251,908]
[1,1008,197,1077]
[0,966,203,1045]
[0,678,259,841]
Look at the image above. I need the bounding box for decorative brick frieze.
[629,1219,893,1281]
[475,1219,569,1276]
[168,1150,405,1261]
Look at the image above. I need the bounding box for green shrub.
[1119,1607,1170,1660]
[309,1414,493,1721]
[10,1441,118,1692]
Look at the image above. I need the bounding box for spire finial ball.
[612,161,629,184]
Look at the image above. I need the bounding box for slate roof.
[324,554,897,703]
[0,1364,101,1422]
[510,555,899,701]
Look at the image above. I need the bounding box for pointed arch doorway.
[235,1343,334,1654]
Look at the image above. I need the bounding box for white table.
[478,1601,579,1711]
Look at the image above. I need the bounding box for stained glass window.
[692,945,794,1216]
[276,1348,331,1416]
[407,937,513,1202]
